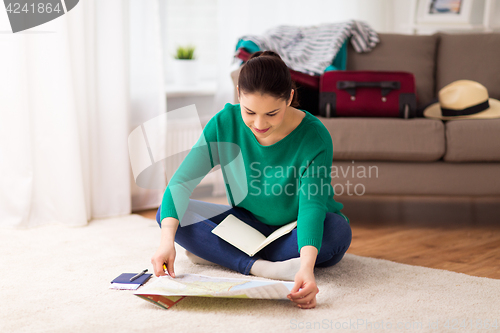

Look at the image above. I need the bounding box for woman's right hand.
[151,217,180,277]
[151,242,176,277]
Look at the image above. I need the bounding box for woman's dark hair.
[238,50,299,108]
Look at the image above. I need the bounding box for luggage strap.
[337,81,400,97]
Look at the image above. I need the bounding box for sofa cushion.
[347,33,438,110]
[319,117,445,162]
[331,160,500,196]
[444,119,500,162]
[436,33,500,101]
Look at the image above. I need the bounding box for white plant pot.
[172,59,200,86]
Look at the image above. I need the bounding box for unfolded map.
[134,273,295,309]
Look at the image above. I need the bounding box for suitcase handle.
[337,81,401,97]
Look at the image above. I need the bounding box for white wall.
[392,0,415,34]
[160,0,412,81]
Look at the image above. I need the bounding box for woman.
[151,51,352,309]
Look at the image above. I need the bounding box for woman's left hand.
[287,268,319,309]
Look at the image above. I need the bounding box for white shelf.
[165,80,217,98]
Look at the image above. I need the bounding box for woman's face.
[238,87,293,140]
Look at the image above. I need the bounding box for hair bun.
[248,50,282,60]
[238,48,299,108]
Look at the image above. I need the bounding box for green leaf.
[175,45,196,59]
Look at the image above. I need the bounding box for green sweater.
[160,103,346,253]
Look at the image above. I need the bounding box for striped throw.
[236,20,379,76]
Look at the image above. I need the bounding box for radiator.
[128,104,225,196]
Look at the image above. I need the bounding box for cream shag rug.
[1,214,499,333]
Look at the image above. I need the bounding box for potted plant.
[172,45,199,86]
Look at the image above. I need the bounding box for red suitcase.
[319,71,417,118]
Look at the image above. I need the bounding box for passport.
[110,273,152,290]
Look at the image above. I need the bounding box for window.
[159,0,218,83]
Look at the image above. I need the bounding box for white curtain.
[0,0,165,228]
[129,0,167,212]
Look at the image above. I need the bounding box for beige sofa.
[231,32,500,197]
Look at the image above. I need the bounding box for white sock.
[249,258,301,281]
[185,250,219,266]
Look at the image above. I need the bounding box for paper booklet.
[211,214,297,256]
[109,273,152,290]
[134,273,295,309]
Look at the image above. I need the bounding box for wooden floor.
[135,192,500,279]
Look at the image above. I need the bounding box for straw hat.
[424,80,500,120]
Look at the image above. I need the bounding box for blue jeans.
[156,199,352,276]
